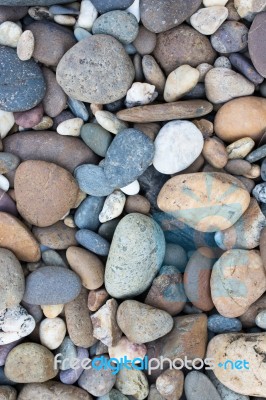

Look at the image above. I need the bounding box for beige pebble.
[156,369,184,400]
[190,6,228,35]
[197,63,213,82]
[64,215,76,228]
[202,137,228,168]
[57,118,84,137]
[108,336,146,361]
[142,55,166,94]
[17,30,35,61]
[204,0,229,5]
[39,317,66,350]
[28,6,52,20]
[95,110,128,134]
[41,304,64,319]
[164,65,200,102]
[33,116,53,130]
[90,103,103,115]
[73,190,87,208]
[226,137,255,159]
[54,15,76,26]
[88,288,109,312]
[77,0,98,30]
[116,369,149,400]
[125,82,158,108]
[243,164,261,179]
[0,21,22,48]
[0,110,15,139]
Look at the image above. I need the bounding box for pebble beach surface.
[0,0,266,399]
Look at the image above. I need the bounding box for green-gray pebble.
[81,123,113,157]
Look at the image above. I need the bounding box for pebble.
[49,5,80,15]
[66,246,104,290]
[4,342,57,383]
[156,369,184,400]
[59,346,89,384]
[158,172,250,232]
[39,317,66,350]
[140,0,201,33]
[142,55,166,94]
[214,55,232,68]
[253,182,266,203]
[14,103,43,129]
[32,116,53,130]
[205,67,255,104]
[185,371,221,400]
[211,21,248,53]
[0,305,35,345]
[23,266,82,305]
[204,0,229,4]
[105,213,165,298]
[0,21,22,47]
[17,30,34,61]
[76,0,97,30]
[14,160,79,227]
[133,26,156,55]
[190,6,228,35]
[75,196,104,230]
[104,128,154,187]
[75,165,116,196]
[0,175,9,192]
[41,304,64,319]
[74,26,92,41]
[67,98,90,121]
[125,82,157,108]
[28,6,52,19]
[0,212,40,262]
[95,111,128,134]
[164,65,200,102]
[234,0,266,19]
[115,369,148,399]
[33,221,77,249]
[81,123,112,157]
[211,249,266,317]
[117,100,213,122]
[57,117,84,137]
[78,355,116,397]
[202,137,228,168]
[28,20,76,66]
[0,111,14,139]
[75,229,110,256]
[121,180,140,195]
[249,12,266,78]
[0,386,16,400]
[56,336,77,371]
[88,287,109,312]
[215,97,266,142]
[18,382,92,399]
[92,10,139,44]
[229,53,264,85]
[42,67,67,118]
[3,131,98,173]
[0,46,46,112]
[54,14,75,25]
[99,190,126,223]
[226,137,255,159]
[153,120,203,174]
[42,249,68,268]
[225,159,252,175]
[124,194,150,215]
[208,314,242,333]
[145,265,187,315]
[246,144,266,163]
[0,6,28,23]
[57,35,134,104]
[91,0,134,13]
[255,310,266,329]
[240,295,266,328]
[109,336,146,361]
[207,332,266,396]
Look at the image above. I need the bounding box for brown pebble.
[225,159,252,175]
[202,137,228,168]
[88,288,109,312]
[243,164,260,179]
[125,194,151,215]
[142,55,166,94]
[90,103,103,115]
[134,122,161,140]
[156,369,184,400]
[33,221,77,250]
[192,118,213,138]
[64,215,76,228]
[42,67,67,118]
[7,189,16,201]
[133,26,157,55]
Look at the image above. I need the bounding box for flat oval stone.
[92,11,139,44]
[211,21,248,53]
[190,6,228,35]
[5,343,57,383]
[0,248,24,310]
[153,120,203,174]
[185,371,221,400]
[67,98,90,121]
[105,213,165,298]
[153,24,216,75]
[104,128,154,187]
[215,97,266,143]
[75,196,105,230]
[157,172,250,232]
[0,212,40,262]
[14,160,79,227]
[33,222,77,250]
[18,382,92,400]
[76,230,110,256]
[91,0,134,13]
[56,34,134,104]
[75,165,116,196]
[81,123,112,157]
[23,266,82,305]
[249,12,266,78]
[208,314,242,333]
[3,131,98,173]
[42,67,67,118]
[0,46,46,112]
[229,53,264,85]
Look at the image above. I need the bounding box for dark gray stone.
[0,46,46,112]
[75,230,110,256]
[74,196,105,231]
[81,123,113,157]
[211,21,248,54]
[183,83,206,100]
[0,5,28,23]
[23,266,82,305]
[208,314,242,333]
[75,164,116,196]
[138,165,169,210]
[0,189,17,216]
[90,0,134,14]
[249,12,266,79]
[104,128,155,188]
[246,144,266,163]
[105,99,125,113]
[229,53,264,85]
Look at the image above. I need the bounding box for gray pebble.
[74,196,105,230]
[75,229,110,256]
[42,249,68,268]
[253,183,266,203]
[60,347,89,383]
[211,21,248,54]
[81,123,113,157]
[255,310,266,329]
[185,371,221,400]
[74,27,92,41]
[56,336,77,371]
[208,314,242,333]
[49,5,79,14]
[246,144,266,162]
[75,164,116,197]
[214,56,232,69]
[67,97,90,121]
[163,243,188,273]
[229,53,264,85]
[98,218,121,242]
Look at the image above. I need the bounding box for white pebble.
[28,6,52,20]
[0,175,10,192]
[0,305,36,345]
[57,117,84,136]
[54,15,76,26]
[77,0,98,31]
[0,110,14,139]
[203,0,229,5]
[0,21,22,48]
[164,65,200,102]
[95,110,128,134]
[127,0,140,21]
[99,190,126,223]
[40,317,66,350]
[190,6,228,35]
[125,82,158,108]
[17,30,35,61]
[121,180,140,195]
[255,310,266,330]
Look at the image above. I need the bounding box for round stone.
[164,65,199,102]
[0,189,17,216]
[116,369,149,399]
[56,34,135,104]
[249,12,266,78]
[17,30,34,61]
[208,314,242,333]
[0,21,22,48]
[105,213,165,298]
[185,371,221,400]
[23,266,82,305]
[0,46,46,112]
[153,120,204,174]
[156,369,184,400]
[0,249,24,310]
[81,123,112,157]
[32,222,77,250]
[14,103,43,129]
[255,310,266,329]
[0,153,20,175]
[211,21,248,53]
[75,165,116,197]
[190,6,228,35]
[91,0,134,13]
[75,230,110,256]
[39,317,66,350]
[133,25,156,55]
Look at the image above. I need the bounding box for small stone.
[23,266,82,305]
[88,288,109,312]
[235,0,266,20]
[76,230,110,256]
[197,63,213,82]
[0,189,17,216]
[99,190,126,223]
[205,67,255,104]
[17,30,35,61]
[98,218,121,242]
[95,111,128,134]
[42,67,67,118]
[59,346,89,385]
[121,180,140,195]
[81,123,112,157]
[74,165,116,197]
[41,304,64,319]
[0,305,35,345]
[54,14,76,25]
[214,55,232,68]
[255,310,266,329]
[185,371,221,400]
[225,159,252,175]
[124,194,150,215]
[14,103,43,129]
[202,137,228,168]
[0,111,14,139]
[56,336,77,371]
[246,144,266,163]
[74,26,92,41]
[33,222,77,250]
[108,336,146,361]
[32,116,53,130]
[148,385,165,400]
[133,25,156,55]
[42,249,68,268]
[156,369,184,400]
[28,6,52,19]
[40,317,66,350]
[49,5,79,15]
[0,386,16,400]
[253,182,266,203]
[229,53,264,85]
[0,21,22,47]
[57,118,84,137]
[208,314,242,333]
[164,65,199,102]
[18,382,92,400]
[115,369,148,400]
[211,21,248,53]
[125,82,157,108]
[142,55,166,94]
[190,6,228,35]
[0,175,9,192]
[74,196,104,231]
[77,0,97,30]
[226,137,255,159]
[4,343,57,383]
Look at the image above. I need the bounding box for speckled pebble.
[208,314,242,333]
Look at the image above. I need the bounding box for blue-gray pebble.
[74,27,92,41]
[0,46,46,112]
[253,183,266,203]
[23,266,82,305]
[75,164,116,196]
[98,218,121,242]
[163,243,188,273]
[81,123,113,157]
[92,11,139,44]
[246,144,266,163]
[208,314,242,333]
[76,229,110,256]
[229,53,264,85]
[56,336,77,371]
[90,0,134,14]
[75,196,105,230]
[49,5,79,14]
[104,128,155,188]
[67,97,90,121]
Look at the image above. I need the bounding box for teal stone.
[81,123,113,157]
